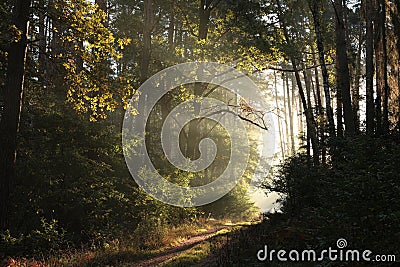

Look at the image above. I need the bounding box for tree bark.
[293,73,304,144]
[274,71,285,159]
[366,0,375,135]
[38,0,46,83]
[309,0,336,138]
[282,73,289,154]
[199,0,212,40]
[141,0,154,82]
[379,0,389,134]
[0,0,30,231]
[392,1,400,133]
[334,0,355,137]
[373,0,389,135]
[336,55,344,137]
[290,73,297,153]
[186,0,215,160]
[312,48,326,162]
[303,65,313,159]
[286,73,295,155]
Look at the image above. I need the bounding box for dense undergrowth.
[212,135,400,266]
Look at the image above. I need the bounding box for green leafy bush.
[263,135,400,255]
[0,218,65,257]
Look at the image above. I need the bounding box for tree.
[334,0,355,137]
[365,0,375,135]
[141,0,154,82]
[274,71,286,159]
[391,0,400,132]
[275,0,320,164]
[1,0,132,231]
[374,0,389,135]
[285,73,295,155]
[0,0,31,231]
[308,0,336,138]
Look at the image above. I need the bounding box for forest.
[1,0,400,266]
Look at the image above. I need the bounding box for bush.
[132,216,169,249]
[0,218,65,257]
[263,135,400,255]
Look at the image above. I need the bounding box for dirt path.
[133,226,226,267]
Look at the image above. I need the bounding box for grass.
[0,219,257,267]
[161,241,212,267]
[0,220,234,267]
[161,222,252,267]
[63,223,205,266]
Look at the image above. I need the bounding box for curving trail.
[133,225,227,267]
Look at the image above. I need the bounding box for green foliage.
[264,135,400,254]
[133,216,169,249]
[0,218,65,257]
[209,136,400,265]
[52,0,134,121]
[2,84,202,256]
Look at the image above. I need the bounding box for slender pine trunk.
[0,0,31,231]
[366,0,375,135]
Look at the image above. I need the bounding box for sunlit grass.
[2,219,255,266]
[214,228,230,235]
[161,224,246,267]
[26,220,224,266]
[161,242,211,267]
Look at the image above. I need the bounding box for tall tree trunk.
[290,73,297,152]
[392,1,400,133]
[312,48,326,162]
[141,0,153,82]
[336,57,344,137]
[309,0,336,138]
[380,0,389,134]
[274,71,285,160]
[282,73,289,154]
[186,0,215,160]
[38,0,46,83]
[374,0,388,135]
[366,0,375,135]
[276,0,319,164]
[199,0,212,40]
[299,93,304,140]
[286,73,295,155]
[303,65,313,159]
[334,0,355,137]
[293,73,304,144]
[0,0,30,231]
[294,60,319,164]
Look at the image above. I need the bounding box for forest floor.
[134,222,226,267]
[134,220,255,267]
[0,220,256,267]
